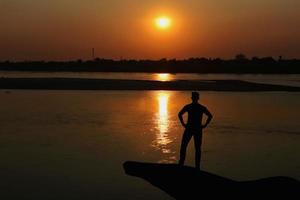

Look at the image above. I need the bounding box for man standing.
[178,92,213,170]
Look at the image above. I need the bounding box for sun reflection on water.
[158,92,169,136]
[155,73,172,82]
[154,91,173,154]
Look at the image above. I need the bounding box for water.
[0,90,299,199]
[1,71,300,87]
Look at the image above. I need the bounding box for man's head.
[191,92,200,103]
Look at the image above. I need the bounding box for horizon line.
[1,55,300,63]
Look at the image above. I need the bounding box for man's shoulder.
[184,103,193,108]
[198,103,207,108]
[197,103,208,111]
[185,103,207,109]
[184,103,208,111]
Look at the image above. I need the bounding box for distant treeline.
[1,55,300,74]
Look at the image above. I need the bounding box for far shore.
[0,78,300,92]
[1,57,300,74]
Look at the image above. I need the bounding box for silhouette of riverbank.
[123,161,300,199]
[1,56,300,74]
[1,78,300,91]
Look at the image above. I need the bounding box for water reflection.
[158,92,169,136]
[155,73,172,82]
[154,92,172,154]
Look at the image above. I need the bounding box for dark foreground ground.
[124,161,300,199]
[1,78,300,91]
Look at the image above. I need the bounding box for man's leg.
[179,129,193,166]
[194,132,203,170]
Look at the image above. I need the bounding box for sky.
[0,0,299,61]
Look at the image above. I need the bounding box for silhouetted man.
[178,92,213,170]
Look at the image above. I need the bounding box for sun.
[155,16,171,29]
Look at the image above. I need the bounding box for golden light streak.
[154,92,172,154]
[155,73,172,82]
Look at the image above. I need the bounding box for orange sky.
[0,0,299,60]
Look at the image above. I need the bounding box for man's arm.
[178,106,187,128]
[202,107,213,129]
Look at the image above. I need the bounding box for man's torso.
[185,103,207,131]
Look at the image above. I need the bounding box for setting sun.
[155,16,171,29]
